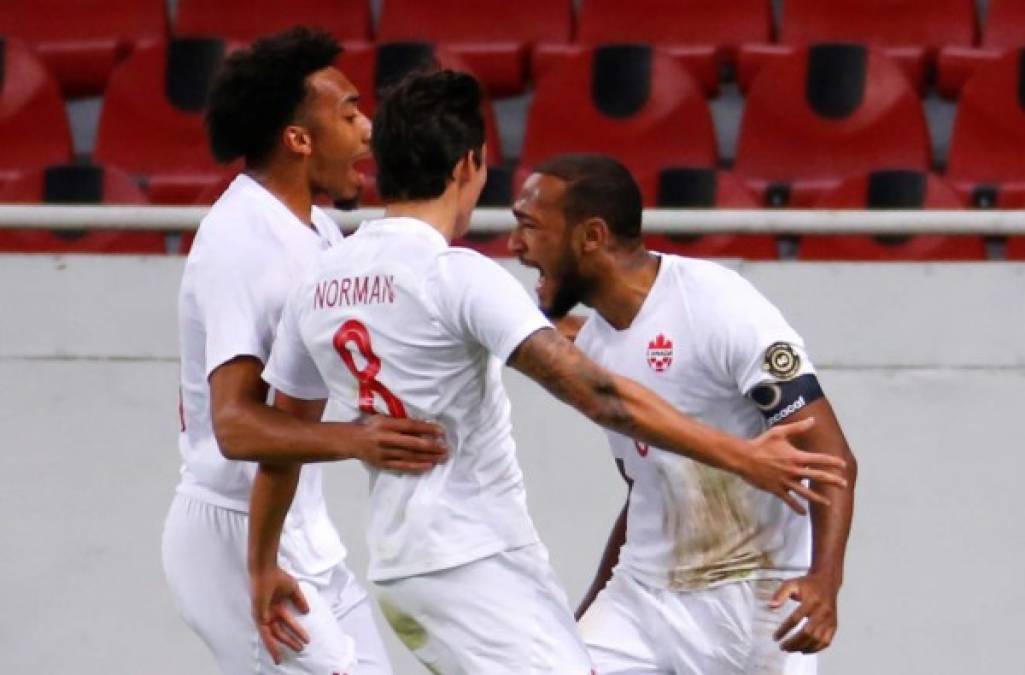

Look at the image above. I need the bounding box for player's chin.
[335,173,365,202]
[333,193,360,211]
[543,283,580,319]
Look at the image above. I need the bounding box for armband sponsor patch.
[749,373,824,426]
[762,342,801,380]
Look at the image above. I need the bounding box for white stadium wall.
[1,254,1024,675]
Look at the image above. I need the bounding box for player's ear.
[453,147,485,187]
[451,152,470,184]
[282,124,313,157]
[578,216,610,253]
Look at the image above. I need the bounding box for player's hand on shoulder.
[348,415,449,473]
[740,417,847,515]
[771,572,841,653]
[250,565,310,664]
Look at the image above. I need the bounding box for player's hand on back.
[250,565,310,665]
[740,417,847,514]
[345,416,449,473]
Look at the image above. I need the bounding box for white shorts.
[373,543,594,675]
[162,493,391,675]
[579,572,817,675]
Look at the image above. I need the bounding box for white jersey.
[264,217,551,582]
[176,174,347,576]
[575,255,815,591]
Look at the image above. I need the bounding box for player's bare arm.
[576,459,631,620]
[249,461,309,664]
[247,392,323,664]
[508,327,847,513]
[769,397,857,654]
[209,356,447,467]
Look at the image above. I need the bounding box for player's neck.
[383,195,461,242]
[589,250,660,331]
[245,165,314,227]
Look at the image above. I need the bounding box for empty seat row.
[3,38,1025,210]
[0,37,505,204]
[521,44,1025,208]
[3,0,1021,97]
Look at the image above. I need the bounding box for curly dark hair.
[205,26,341,166]
[372,69,485,202]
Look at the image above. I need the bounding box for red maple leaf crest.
[646,333,674,373]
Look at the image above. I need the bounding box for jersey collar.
[356,216,449,249]
[233,173,330,242]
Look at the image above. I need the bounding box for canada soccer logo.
[646,334,674,373]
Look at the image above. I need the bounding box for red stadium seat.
[947,49,1025,208]
[977,0,1025,52]
[175,0,371,44]
[938,0,1025,97]
[781,0,976,54]
[799,170,985,260]
[735,44,932,207]
[377,0,573,96]
[0,163,167,253]
[0,37,73,190]
[575,0,772,90]
[643,168,778,259]
[94,38,240,204]
[534,42,724,97]
[0,0,167,97]
[518,45,717,206]
[741,0,975,92]
[1006,237,1025,260]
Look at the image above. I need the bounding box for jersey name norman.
[313,274,396,309]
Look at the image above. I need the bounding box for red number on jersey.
[333,319,407,418]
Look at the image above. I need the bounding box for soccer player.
[161,28,446,675]
[508,154,859,674]
[248,70,846,674]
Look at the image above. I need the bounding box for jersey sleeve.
[196,250,278,378]
[713,272,816,396]
[429,249,552,362]
[262,285,329,401]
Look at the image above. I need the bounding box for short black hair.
[533,154,643,241]
[373,69,485,202]
[205,26,341,165]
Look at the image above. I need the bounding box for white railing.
[0,204,1024,234]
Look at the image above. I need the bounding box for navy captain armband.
[748,374,824,426]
